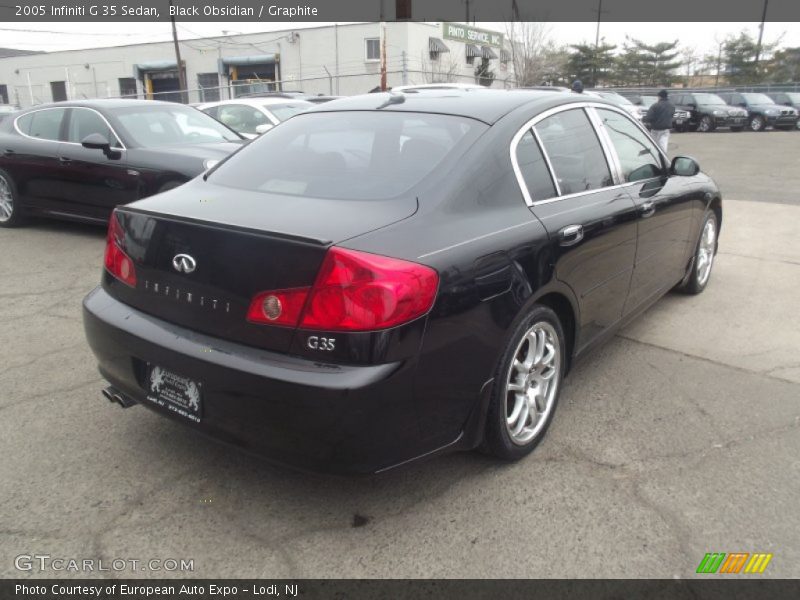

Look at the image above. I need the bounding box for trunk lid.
[104,180,417,353]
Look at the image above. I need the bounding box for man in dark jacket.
[644,89,674,153]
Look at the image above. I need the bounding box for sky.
[0,21,797,56]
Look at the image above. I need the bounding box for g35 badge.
[307,336,336,351]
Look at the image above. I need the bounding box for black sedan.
[0,99,243,227]
[83,90,721,473]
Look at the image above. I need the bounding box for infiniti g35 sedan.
[83,89,721,474]
[0,100,243,227]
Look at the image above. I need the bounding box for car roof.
[306,88,615,124]
[16,99,192,111]
[198,98,314,109]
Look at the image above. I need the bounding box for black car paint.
[83,91,722,473]
[717,92,799,130]
[669,92,747,131]
[0,100,243,224]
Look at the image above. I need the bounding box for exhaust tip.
[102,386,136,408]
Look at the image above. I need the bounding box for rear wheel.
[749,115,765,132]
[483,304,565,461]
[678,212,718,295]
[0,168,25,228]
[697,115,715,132]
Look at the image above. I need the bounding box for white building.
[0,22,516,108]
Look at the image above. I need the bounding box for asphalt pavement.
[0,131,798,578]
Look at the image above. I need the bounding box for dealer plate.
[145,365,202,423]
[675,119,684,124]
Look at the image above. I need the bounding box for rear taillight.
[246,247,438,332]
[104,211,137,287]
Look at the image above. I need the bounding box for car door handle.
[59,156,72,164]
[559,224,584,247]
[640,201,656,217]
[3,149,14,156]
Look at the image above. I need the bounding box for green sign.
[443,23,504,48]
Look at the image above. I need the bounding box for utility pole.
[380,21,388,91]
[594,0,603,49]
[465,0,470,23]
[168,0,187,103]
[755,0,769,71]
[715,40,723,87]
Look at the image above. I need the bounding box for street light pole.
[755,0,769,71]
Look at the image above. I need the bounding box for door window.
[67,108,121,147]
[515,129,557,201]
[533,108,613,195]
[15,108,67,140]
[596,108,663,182]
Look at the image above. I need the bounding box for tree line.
[508,25,800,88]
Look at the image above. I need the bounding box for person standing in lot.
[644,89,674,153]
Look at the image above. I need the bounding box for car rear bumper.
[82,286,439,474]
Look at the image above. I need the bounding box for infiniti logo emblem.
[172,254,197,274]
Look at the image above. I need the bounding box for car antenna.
[376,92,405,110]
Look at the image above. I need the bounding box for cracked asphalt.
[1,132,798,579]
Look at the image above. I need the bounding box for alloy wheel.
[696,217,716,286]
[504,321,561,445]
[750,116,764,132]
[0,174,14,223]
[698,116,712,132]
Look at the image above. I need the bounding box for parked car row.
[619,90,798,132]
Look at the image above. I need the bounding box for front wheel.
[0,168,25,228]
[678,212,718,295]
[698,115,715,132]
[483,305,566,461]
[749,115,765,132]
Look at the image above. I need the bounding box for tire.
[483,304,566,461]
[697,115,715,132]
[0,168,25,228]
[749,115,765,132]
[677,212,718,295]
[730,126,743,132]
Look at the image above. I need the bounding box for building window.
[0,84,8,104]
[197,73,220,102]
[365,38,380,62]
[50,81,67,102]
[118,77,137,98]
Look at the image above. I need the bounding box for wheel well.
[710,197,722,233]
[535,292,576,372]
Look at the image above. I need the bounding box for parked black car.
[83,90,721,473]
[767,91,800,129]
[619,93,691,132]
[670,92,748,132]
[717,91,799,131]
[0,100,243,227]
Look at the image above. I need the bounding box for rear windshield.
[209,111,486,200]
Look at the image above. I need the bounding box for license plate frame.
[145,364,203,423]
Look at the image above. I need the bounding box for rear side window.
[597,108,663,182]
[209,111,486,200]
[16,108,67,141]
[533,108,612,195]
[515,129,556,201]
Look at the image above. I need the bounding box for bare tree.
[505,21,555,86]
[419,51,462,84]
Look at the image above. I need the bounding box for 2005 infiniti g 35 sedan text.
[83,89,721,474]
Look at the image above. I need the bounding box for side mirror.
[671,156,700,177]
[255,123,274,135]
[81,133,120,159]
